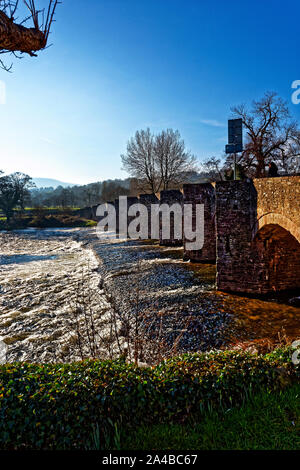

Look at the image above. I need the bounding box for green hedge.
[0,349,298,450]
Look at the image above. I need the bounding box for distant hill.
[29,173,212,208]
[33,178,76,189]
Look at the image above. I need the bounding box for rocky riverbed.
[0,228,300,363]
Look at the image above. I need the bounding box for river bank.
[0,228,299,363]
[0,214,97,230]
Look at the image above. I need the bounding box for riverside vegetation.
[0,348,299,450]
[0,209,97,230]
[0,228,299,450]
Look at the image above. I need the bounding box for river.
[0,228,299,363]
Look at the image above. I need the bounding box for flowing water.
[0,228,299,363]
[0,229,112,362]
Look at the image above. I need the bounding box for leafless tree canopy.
[155,129,197,190]
[201,156,224,182]
[121,128,197,193]
[230,92,300,177]
[121,129,158,193]
[0,0,59,71]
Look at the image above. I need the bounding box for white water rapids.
[0,229,113,362]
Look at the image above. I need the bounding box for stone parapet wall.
[127,197,140,235]
[183,183,216,262]
[159,190,183,246]
[114,197,139,236]
[139,193,159,239]
[114,198,120,234]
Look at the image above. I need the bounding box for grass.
[120,385,300,450]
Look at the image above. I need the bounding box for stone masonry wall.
[139,193,159,239]
[114,198,120,234]
[127,196,140,235]
[114,197,139,237]
[159,190,183,246]
[216,176,300,294]
[253,176,300,242]
[183,183,216,263]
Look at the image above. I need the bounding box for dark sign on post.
[226,118,243,154]
[225,144,237,154]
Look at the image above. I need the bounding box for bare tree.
[121,128,159,194]
[230,92,300,177]
[0,0,59,71]
[121,128,197,192]
[201,156,224,182]
[154,129,197,190]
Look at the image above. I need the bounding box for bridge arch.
[253,213,300,244]
[253,214,300,292]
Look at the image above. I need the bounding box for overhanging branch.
[0,0,60,70]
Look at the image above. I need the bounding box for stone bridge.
[162,176,300,294]
[87,175,300,295]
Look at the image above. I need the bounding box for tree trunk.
[0,11,46,55]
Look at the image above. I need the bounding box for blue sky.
[1,0,300,184]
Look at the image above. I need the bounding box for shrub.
[0,349,298,450]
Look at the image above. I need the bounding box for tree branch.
[0,1,60,69]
